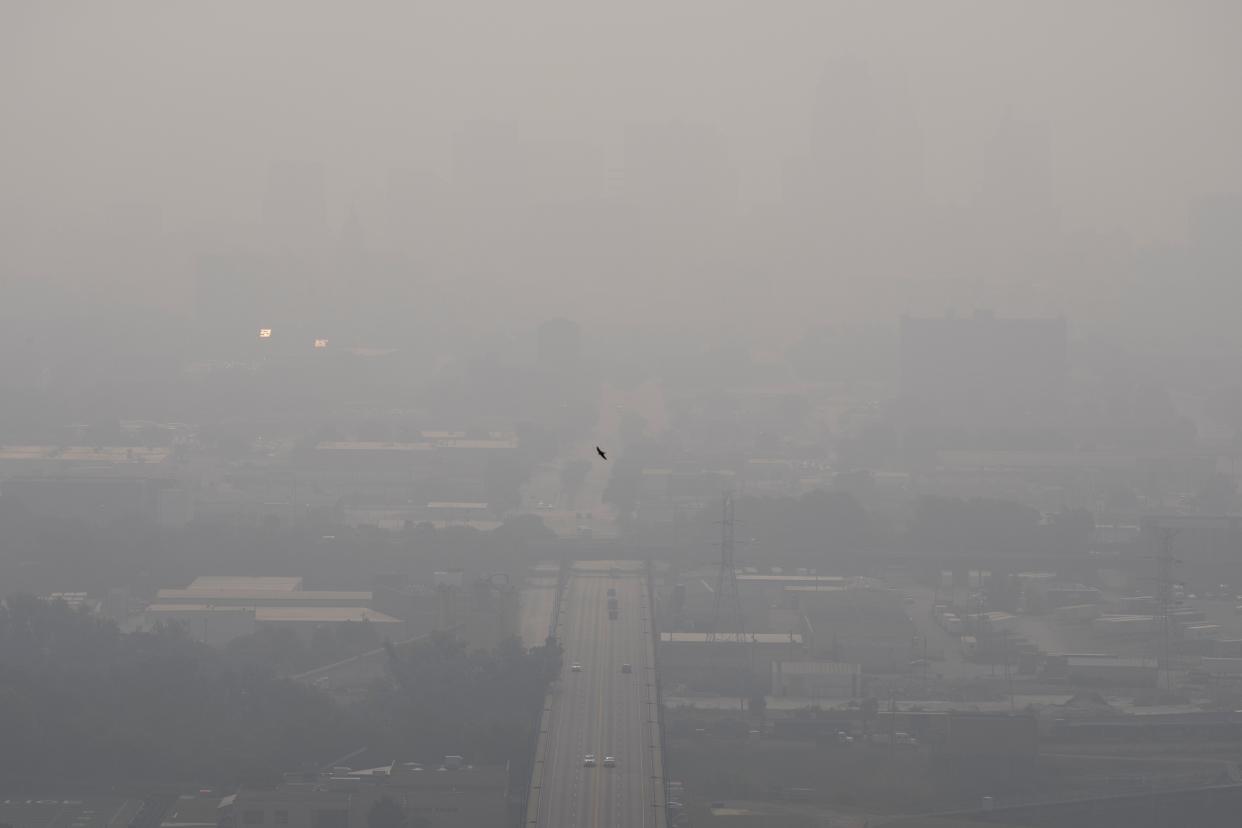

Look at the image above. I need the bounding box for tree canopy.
[0,594,560,788]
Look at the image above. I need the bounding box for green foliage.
[0,594,351,784]
[0,594,558,788]
[366,796,407,828]
[367,632,561,765]
[226,620,381,676]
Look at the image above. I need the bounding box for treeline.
[0,594,559,787]
[0,494,556,598]
[225,622,382,676]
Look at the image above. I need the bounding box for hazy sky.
[3,1,1241,330]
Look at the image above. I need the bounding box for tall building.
[452,120,532,209]
[784,60,925,278]
[899,311,1068,436]
[525,139,604,206]
[536,317,582,371]
[263,160,328,252]
[973,113,1057,279]
[621,122,736,233]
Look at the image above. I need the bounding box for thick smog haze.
[6,6,1242,828]
[4,1,1242,338]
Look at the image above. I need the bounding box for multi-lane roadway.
[531,562,665,828]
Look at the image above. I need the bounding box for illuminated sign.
[314,338,329,349]
[258,328,272,339]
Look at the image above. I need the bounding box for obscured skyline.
[3,1,1241,341]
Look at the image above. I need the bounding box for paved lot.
[0,797,142,828]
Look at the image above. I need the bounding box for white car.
[583,754,597,767]
[603,756,616,768]
[570,663,583,672]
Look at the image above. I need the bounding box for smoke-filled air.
[2,3,1242,828]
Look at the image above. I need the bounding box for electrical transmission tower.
[707,492,746,642]
[1150,524,1180,694]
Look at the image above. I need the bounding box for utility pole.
[707,492,750,709]
[707,492,744,643]
[1002,628,1015,713]
[888,693,898,764]
[1152,526,1179,694]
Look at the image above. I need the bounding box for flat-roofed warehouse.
[187,575,303,591]
[0,796,144,828]
[158,589,372,607]
[253,606,402,627]
[144,604,402,647]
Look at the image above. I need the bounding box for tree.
[366,796,407,828]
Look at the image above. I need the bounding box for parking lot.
[0,797,143,828]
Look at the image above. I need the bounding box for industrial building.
[770,659,861,698]
[770,711,1039,759]
[189,576,304,591]
[1043,654,1159,686]
[299,435,518,510]
[659,632,805,695]
[156,589,373,607]
[899,312,1067,463]
[144,575,402,646]
[785,579,917,673]
[1023,581,1101,612]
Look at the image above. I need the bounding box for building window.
[274,811,288,825]
[243,810,265,825]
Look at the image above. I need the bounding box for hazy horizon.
[4,1,1242,340]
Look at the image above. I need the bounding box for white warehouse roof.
[188,576,303,592]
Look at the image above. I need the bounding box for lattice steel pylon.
[707,492,746,642]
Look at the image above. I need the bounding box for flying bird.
[596,446,608,460]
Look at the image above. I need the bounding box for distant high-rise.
[537,317,582,371]
[622,122,735,224]
[526,139,604,206]
[900,311,1067,433]
[785,60,924,268]
[974,113,1057,276]
[263,161,328,252]
[452,120,532,209]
